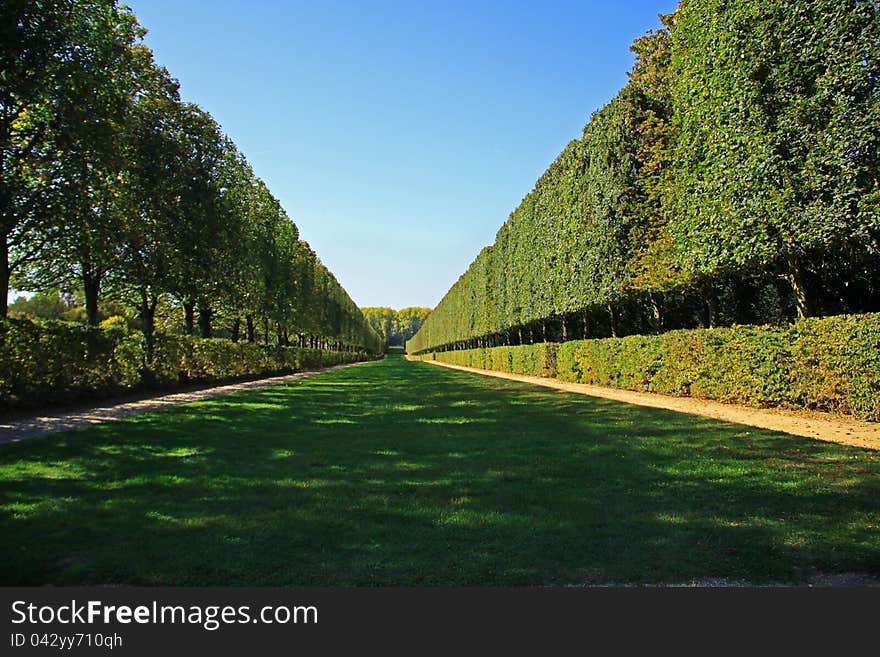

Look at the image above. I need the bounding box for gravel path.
[0,362,366,445]
[417,359,880,451]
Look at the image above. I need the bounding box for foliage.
[670,0,880,319]
[413,313,880,421]
[1,0,380,355]
[0,316,142,406]
[362,306,431,348]
[408,1,880,355]
[99,315,128,331]
[0,317,371,409]
[7,290,80,321]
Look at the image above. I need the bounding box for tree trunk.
[82,269,102,327]
[263,318,270,346]
[649,292,664,334]
[231,318,241,343]
[198,304,212,338]
[183,301,195,335]
[561,316,568,342]
[246,315,255,343]
[788,256,812,320]
[703,281,718,329]
[0,238,9,319]
[139,290,158,366]
[608,303,620,338]
[582,310,591,340]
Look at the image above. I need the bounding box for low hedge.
[413,313,880,421]
[0,317,369,410]
[0,318,143,406]
[425,343,558,378]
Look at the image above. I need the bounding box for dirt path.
[415,358,880,451]
[0,362,366,445]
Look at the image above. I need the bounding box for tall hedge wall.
[0,318,369,409]
[407,1,880,356]
[412,314,880,422]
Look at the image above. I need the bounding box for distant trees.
[362,307,431,349]
[362,308,396,347]
[3,0,381,355]
[408,0,880,355]
[7,289,80,321]
[396,307,432,344]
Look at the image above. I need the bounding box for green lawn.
[1,353,879,585]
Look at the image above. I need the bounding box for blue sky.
[122,0,678,309]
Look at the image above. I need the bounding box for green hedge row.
[0,318,368,409]
[417,342,559,379]
[413,314,880,421]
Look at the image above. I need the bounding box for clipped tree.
[17,3,153,325]
[1,0,90,316]
[669,0,880,319]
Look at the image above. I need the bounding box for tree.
[111,65,184,361]
[1,0,79,317]
[7,289,78,320]
[362,307,397,346]
[1,1,380,359]
[14,3,153,326]
[163,107,234,337]
[670,0,880,319]
[361,307,431,348]
[395,307,431,344]
[409,1,880,354]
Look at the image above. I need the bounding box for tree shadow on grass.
[1,355,879,585]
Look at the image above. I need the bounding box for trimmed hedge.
[0,317,369,410]
[425,343,558,378]
[413,314,880,421]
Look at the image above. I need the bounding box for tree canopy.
[408,1,880,355]
[3,0,382,356]
[362,307,431,349]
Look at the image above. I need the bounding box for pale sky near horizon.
[12,1,679,309]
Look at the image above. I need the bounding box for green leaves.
[0,316,370,410]
[670,0,880,315]
[362,307,431,348]
[2,1,379,354]
[410,0,880,353]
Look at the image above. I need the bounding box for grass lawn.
[1,353,879,585]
